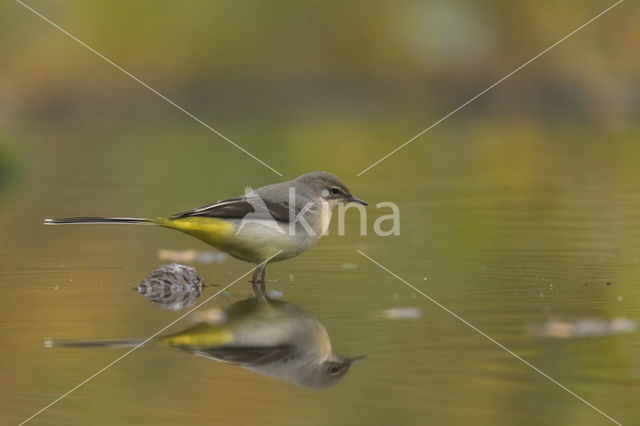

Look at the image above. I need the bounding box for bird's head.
[294,354,366,388]
[296,171,368,207]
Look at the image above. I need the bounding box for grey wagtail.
[44,171,367,292]
[45,295,365,388]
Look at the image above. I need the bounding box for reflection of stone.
[137,263,203,310]
[188,307,226,325]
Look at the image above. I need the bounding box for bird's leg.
[260,265,267,294]
[251,263,266,300]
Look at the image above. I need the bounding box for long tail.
[44,217,153,225]
[44,339,143,348]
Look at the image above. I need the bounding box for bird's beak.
[349,196,368,206]
[346,354,367,366]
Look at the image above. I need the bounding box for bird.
[45,295,366,388]
[44,171,367,293]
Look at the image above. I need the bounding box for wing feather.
[186,344,297,366]
[170,197,294,223]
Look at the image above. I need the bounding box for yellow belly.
[155,217,319,264]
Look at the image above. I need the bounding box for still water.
[0,119,638,425]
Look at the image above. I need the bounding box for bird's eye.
[330,187,340,195]
[329,366,341,375]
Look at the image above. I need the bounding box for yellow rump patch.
[153,217,235,247]
[160,326,233,347]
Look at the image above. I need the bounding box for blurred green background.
[1,1,639,425]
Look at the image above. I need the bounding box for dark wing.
[185,344,297,366]
[170,197,294,223]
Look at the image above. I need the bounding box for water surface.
[1,119,639,425]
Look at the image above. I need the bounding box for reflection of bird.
[45,171,366,292]
[46,297,365,388]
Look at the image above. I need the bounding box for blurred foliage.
[0,0,638,124]
[0,137,17,189]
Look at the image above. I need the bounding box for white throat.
[318,199,335,235]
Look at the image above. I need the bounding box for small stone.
[267,290,283,298]
[382,307,422,320]
[341,263,358,270]
[137,263,203,310]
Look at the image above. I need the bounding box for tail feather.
[44,339,143,348]
[44,217,152,225]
